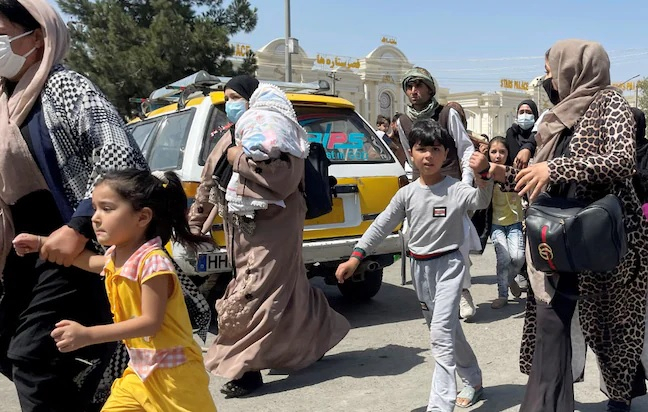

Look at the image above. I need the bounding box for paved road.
[1,244,647,411]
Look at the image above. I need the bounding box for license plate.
[196,252,232,273]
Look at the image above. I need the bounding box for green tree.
[58,0,258,116]
[638,78,648,112]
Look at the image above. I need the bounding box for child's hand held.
[51,320,91,353]
[469,152,489,173]
[12,234,41,257]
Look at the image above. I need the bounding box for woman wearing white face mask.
[0,0,148,411]
[504,99,539,169]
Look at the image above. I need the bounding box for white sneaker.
[460,289,476,320]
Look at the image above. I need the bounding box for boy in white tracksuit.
[336,119,493,412]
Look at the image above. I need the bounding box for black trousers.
[0,253,114,412]
[520,275,579,412]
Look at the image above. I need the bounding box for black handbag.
[212,128,236,191]
[525,193,627,273]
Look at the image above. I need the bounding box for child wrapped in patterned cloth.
[225,83,309,216]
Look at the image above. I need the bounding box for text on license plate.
[196,252,232,273]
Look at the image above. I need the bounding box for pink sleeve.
[140,252,175,284]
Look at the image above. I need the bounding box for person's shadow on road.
[410,383,526,411]
[468,299,527,324]
[314,278,425,329]
[244,344,427,396]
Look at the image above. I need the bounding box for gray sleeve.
[452,180,494,212]
[355,188,407,253]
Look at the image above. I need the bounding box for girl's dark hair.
[97,169,210,249]
[488,136,512,165]
[0,0,39,31]
[408,118,454,150]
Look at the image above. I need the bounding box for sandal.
[455,385,484,408]
[220,371,263,398]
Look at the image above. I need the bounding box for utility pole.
[619,74,640,107]
[284,0,292,82]
[327,71,341,95]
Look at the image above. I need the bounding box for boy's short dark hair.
[376,115,389,126]
[408,118,454,150]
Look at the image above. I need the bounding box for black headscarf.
[517,99,539,120]
[632,107,646,144]
[632,107,648,202]
[504,99,540,164]
[224,75,259,101]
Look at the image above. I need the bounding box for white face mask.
[517,113,535,130]
[0,30,36,80]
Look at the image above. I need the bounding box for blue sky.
[48,0,648,94]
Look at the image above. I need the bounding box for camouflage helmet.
[401,67,437,96]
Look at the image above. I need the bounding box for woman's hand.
[12,233,43,257]
[335,259,360,283]
[226,146,244,165]
[51,320,92,353]
[515,161,550,201]
[41,226,87,267]
[469,151,490,174]
[514,148,532,169]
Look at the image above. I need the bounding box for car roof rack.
[135,72,333,116]
[212,77,331,94]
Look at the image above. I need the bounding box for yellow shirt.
[103,238,203,381]
[491,186,523,226]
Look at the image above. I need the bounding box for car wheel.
[337,268,383,300]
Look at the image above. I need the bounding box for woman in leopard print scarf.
[473,39,648,412]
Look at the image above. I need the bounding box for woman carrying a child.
[204,83,350,397]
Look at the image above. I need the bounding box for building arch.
[257,38,310,58]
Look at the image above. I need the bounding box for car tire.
[337,268,383,300]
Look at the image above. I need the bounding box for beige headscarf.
[534,39,612,164]
[0,0,70,274]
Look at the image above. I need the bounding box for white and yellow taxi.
[127,71,407,300]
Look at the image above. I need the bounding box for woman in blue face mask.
[504,99,539,169]
[188,74,259,235]
[224,75,259,123]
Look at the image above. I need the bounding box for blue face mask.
[517,113,535,130]
[225,100,247,123]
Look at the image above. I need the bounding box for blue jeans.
[491,222,525,298]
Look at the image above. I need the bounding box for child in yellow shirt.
[14,169,217,411]
[487,137,525,309]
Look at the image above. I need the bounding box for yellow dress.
[101,238,216,412]
[491,186,523,227]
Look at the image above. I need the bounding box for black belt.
[406,248,458,261]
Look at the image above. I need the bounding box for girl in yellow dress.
[13,169,217,412]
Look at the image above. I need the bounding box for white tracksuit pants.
[411,251,482,412]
